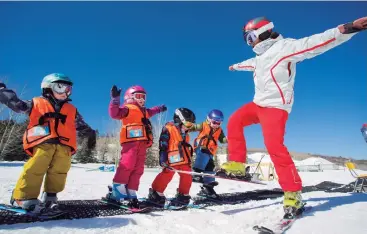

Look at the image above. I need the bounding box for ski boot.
[126,188,144,209]
[168,191,191,207]
[192,175,203,183]
[283,191,305,219]
[127,198,143,209]
[216,161,251,181]
[197,181,220,199]
[146,188,166,208]
[106,183,129,203]
[10,197,45,213]
[41,192,59,209]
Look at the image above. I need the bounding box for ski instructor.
[220,16,367,218]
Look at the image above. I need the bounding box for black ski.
[253,205,312,234]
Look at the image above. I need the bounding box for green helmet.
[41,73,73,89]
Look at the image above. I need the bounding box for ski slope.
[0,161,366,234]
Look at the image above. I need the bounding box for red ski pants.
[151,164,192,195]
[227,102,302,192]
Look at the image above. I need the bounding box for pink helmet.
[124,85,146,104]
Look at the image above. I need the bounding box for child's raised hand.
[111,85,122,98]
[160,104,167,112]
[229,65,235,71]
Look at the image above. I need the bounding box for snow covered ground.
[0,162,366,234]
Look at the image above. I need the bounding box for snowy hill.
[300,157,333,165]
[0,162,366,234]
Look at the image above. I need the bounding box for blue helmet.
[207,109,224,122]
[41,73,73,89]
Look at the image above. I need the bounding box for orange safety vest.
[194,121,222,156]
[165,122,193,166]
[119,104,153,146]
[23,97,77,156]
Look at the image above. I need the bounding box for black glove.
[0,82,6,89]
[111,85,122,98]
[341,17,367,34]
[343,22,363,34]
[160,105,167,112]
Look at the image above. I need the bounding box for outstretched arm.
[229,58,256,72]
[281,17,367,63]
[147,105,167,118]
[189,123,203,132]
[0,83,32,114]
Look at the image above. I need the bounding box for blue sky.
[1,1,366,159]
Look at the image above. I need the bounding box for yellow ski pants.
[12,144,72,200]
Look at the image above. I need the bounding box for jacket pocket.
[26,121,51,144]
[126,125,144,139]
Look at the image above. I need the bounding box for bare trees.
[0,83,28,161]
[94,119,121,165]
[146,111,167,167]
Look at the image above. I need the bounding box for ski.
[0,204,67,220]
[100,197,152,214]
[138,198,187,211]
[139,198,207,210]
[166,197,208,209]
[194,194,238,205]
[253,205,312,234]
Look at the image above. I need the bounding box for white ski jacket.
[232,27,357,113]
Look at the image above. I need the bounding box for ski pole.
[162,164,266,185]
[250,154,265,180]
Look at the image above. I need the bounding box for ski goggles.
[211,120,222,126]
[244,31,257,46]
[243,22,274,46]
[208,118,222,127]
[133,92,146,101]
[51,83,72,95]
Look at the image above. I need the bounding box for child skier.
[147,108,196,207]
[0,73,96,212]
[106,85,166,208]
[190,109,227,199]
